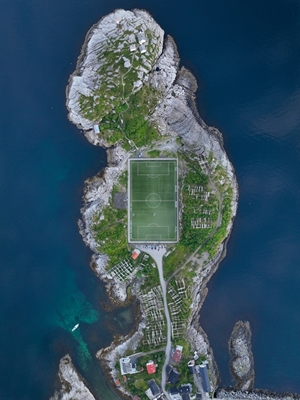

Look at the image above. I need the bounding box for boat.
[71,323,79,332]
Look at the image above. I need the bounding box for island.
[53,8,239,400]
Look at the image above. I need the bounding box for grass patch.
[92,205,130,268]
[164,244,190,279]
[147,149,160,158]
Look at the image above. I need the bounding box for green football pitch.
[128,159,178,243]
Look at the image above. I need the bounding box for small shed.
[172,345,183,363]
[93,124,100,134]
[146,360,156,374]
[131,249,141,260]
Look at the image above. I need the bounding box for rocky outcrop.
[228,321,255,390]
[50,355,95,400]
[66,9,164,145]
[216,388,300,400]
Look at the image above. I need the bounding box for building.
[114,379,121,387]
[130,44,137,51]
[132,396,141,400]
[187,359,195,374]
[146,360,156,374]
[169,386,179,395]
[199,364,211,393]
[145,389,154,400]
[93,124,100,134]
[182,394,191,400]
[131,249,141,260]
[145,379,161,399]
[119,357,137,375]
[179,384,192,395]
[166,365,180,385]
[172,345,183,363]
[169,386,181,400]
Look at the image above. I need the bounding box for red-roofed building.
[131,249,141,260]
[132,396,141,400]
[146,360,156,374]
[115,379,121,387]
[172,345,183,363]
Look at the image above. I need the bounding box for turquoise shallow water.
[1,0,300,398]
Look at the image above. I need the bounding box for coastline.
[61,8,238,399]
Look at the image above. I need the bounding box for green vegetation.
[139,255,160,290]
[198,162,234,257]
[92,205,130,268]
[77,27,163,149]
[200,186,233,257]
[147,149,161,158]
[180,157,219,251]
[118,170,128,187]
[124,352,166,400]
[164,244,189,279]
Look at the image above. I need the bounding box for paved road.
[138,245,172,400]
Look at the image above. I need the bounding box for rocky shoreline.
[61,8,239,399]
[50,355,96,400]
[217,388,300,400]
[228,321,255,390]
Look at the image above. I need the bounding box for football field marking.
[128,158,178,243]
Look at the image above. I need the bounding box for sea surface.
[0,0,300,398]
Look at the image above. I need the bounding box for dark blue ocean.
[0,0,300,398]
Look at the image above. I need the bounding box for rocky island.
[53,8,239,400]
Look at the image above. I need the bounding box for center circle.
[146,193,161,208]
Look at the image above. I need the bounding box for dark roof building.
[187,359,195,374]
[148,379,160,396]
[182,394,191,400]
[179,384,192,394]
[169,369,180,385]
[196,393,202,400]
[169,386,179,395]
[166,365,172,376]
[199,364,211,393]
